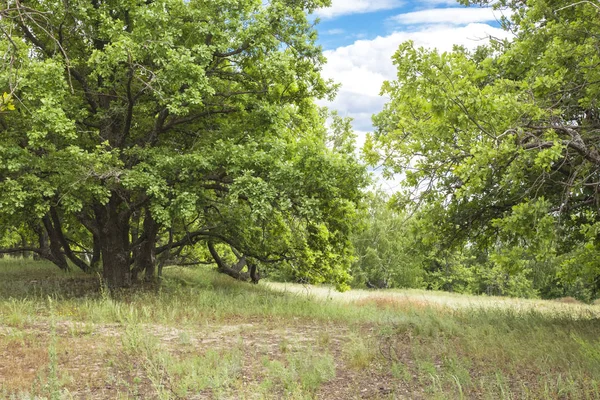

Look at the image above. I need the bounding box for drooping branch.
[523,138,600,166]
[49,207,90,272]
[0,247,42,255]
[207,241,251,281]
[76,210,101,238]
[523,124,600,166]
[41,214,70,270]
[13,5,99,112]
[155,229,213,255]
[160,107,239,132]
[231,253,247,273]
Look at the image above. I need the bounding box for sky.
[312,0,513,155]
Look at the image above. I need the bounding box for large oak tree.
[0,0,366,288]
[368,0,600,295]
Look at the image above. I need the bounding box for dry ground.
[0,318,408,399]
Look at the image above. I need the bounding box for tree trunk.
[249,260,260,284]
[130,211,141,281]
[20,235,29,258]
[91,233,101,270]
[32,223,46,261]
[97,197,131,288]
[157,226,174,278]
[133,209,158,282]
[42,215,69,271]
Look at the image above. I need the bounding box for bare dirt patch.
[2,319,399,399]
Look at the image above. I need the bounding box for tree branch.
[214,43,250,58]
[207,241,250,281]
[50,207,90,272]
[0,247,42,255]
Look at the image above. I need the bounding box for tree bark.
[49,207,90,272]
[91,233,101,270]
[207,241,257,282]
[133,209,158,282]
[130,211,141,281]
[32,223,46,261]
[41,215,69,271]
[97,197,131,288]
[248,260,260,284]
[20,235,29,258]
[157,226,174,278]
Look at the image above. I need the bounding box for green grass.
[1,258,600,399]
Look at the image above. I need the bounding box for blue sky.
[317,9,401,49]
[311,0,512,135]
[315,1,509,50]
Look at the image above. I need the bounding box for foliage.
[0,0,366,288]
[0,92,15,112]
[350,191,424,289]
[367,0,600,300]
[349,192,542,297]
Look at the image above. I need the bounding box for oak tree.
[367,0,600,296]
[0,0,366,288]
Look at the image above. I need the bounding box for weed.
[46,299,61,400]
[279,338,290,353]
[262,350,335,398]
[391,362,411,382]
[344,334,375,369]
[177,330,191,346]
[316,330,331,348]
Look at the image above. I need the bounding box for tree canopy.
[0,0,366,289]
[367,0,600,299]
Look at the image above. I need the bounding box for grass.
[0,258,600,399]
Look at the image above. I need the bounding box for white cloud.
[319,23,512,147]
[322,22,510,99]
[390,7,511,25]
[315,0,405,19]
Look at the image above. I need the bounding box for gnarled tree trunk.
[41,215,69,271]
[132,209,158,282]
[207,241,260,283]
[97,196,132,288]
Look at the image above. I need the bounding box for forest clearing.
[3,0,600,398]
[1,259,600,399]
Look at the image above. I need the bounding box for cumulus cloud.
[315,0,405,19]
[321,23,510,102]
[318,23,512,146]
[390,7,511,25]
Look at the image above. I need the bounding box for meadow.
[1,259,600,399]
